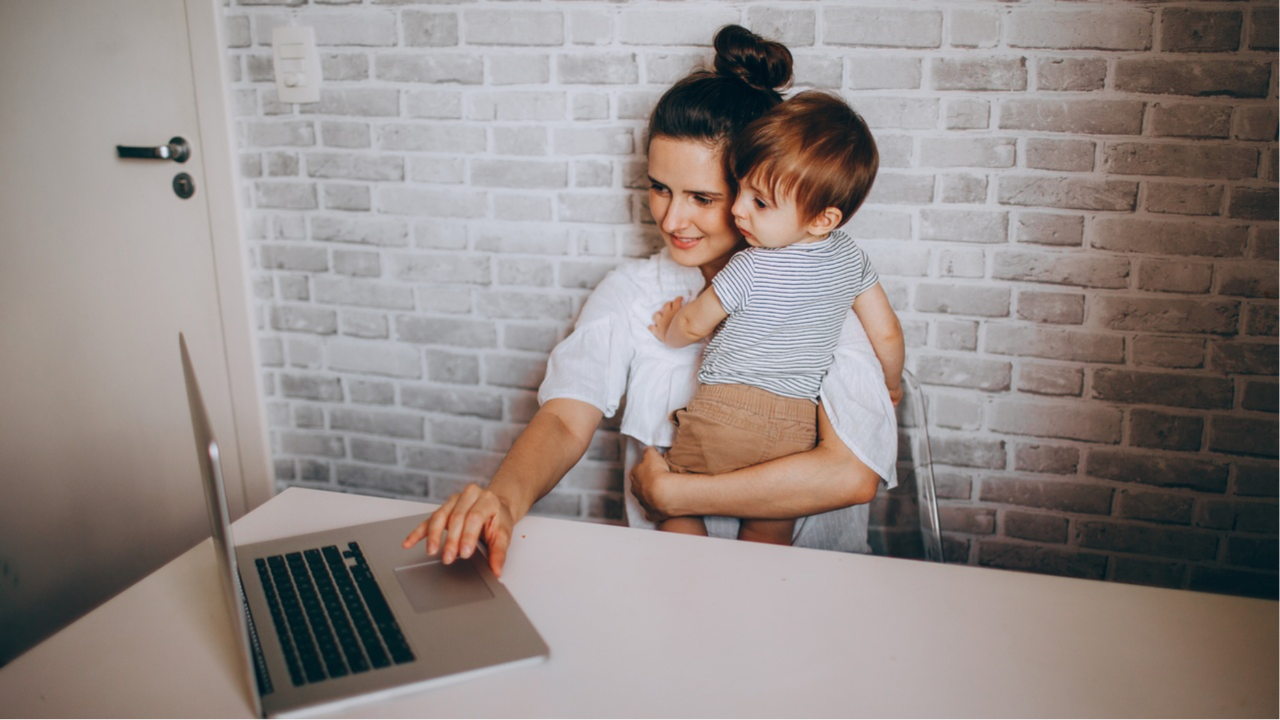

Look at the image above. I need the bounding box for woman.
[403,25,900,576]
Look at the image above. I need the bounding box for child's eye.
[753,198,768,210]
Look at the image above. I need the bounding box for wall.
[221,0,1278,598]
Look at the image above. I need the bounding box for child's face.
[730,178,820,249]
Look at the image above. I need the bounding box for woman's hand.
[402,483,515,578]
[630,446,677,523]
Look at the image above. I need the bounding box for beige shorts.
[666,383,818,475]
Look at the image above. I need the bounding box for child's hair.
[647,25,793,158]
[728,91,879,228]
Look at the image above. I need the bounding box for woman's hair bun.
[712,25,793,93]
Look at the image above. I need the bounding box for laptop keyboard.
[254,541,415,687]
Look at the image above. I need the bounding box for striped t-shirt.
[701,230,879,401]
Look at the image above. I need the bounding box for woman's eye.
[649,183,669,194]
[693,195,713,207]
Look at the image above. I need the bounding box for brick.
[1114,59,1271,98]
[503,324,562,354]
[935,320,978,352]
[1094,296,1240,335]
[1188,568,1278,599]
[847,57,921,91]
[1242,381,1278,413]
[982,476,1113,514]
[473,159,568,189]
[569,8,613,45]
[376,54,482,85]
[793,55,842,89]
[867,173,935,207]
[915,355,1011,391]
[1005,510,1069,543]
[1234,462,1279,498]
[924,137,1016,168]
[1113,558,1185,590]
[1017,363,1083,397]
[396,316,496,348]
[986,325,1125,364]
[300,88,400,117]
[1226,537,1279,570]
[1229,187,1280,221]
[1209,416,1278,458]
[1149,103,1232,139]
[1087,449,1228,493]
[979,541,1109,580]
[930,393,983,431]
[1137,259,1213,294]
[1016,213,1084,247]
[1036,57,1107,92]
[616,6,737,45]
[1104,142,1258,180]
[281,374,343,402]
[1091,218,1247,257]
[280,432,344,459]
[1211,340,1278,375]
[826,8,943,48]
[1117,489,1195,525]
[311,216,408,247]
[1017,291,1085,325]
[993,250,1129,289]
[1094,368,1234,410]
[1008,8,1153,50]
[266,152,298,177]
[1077,521,1216,561]
[559,193,631,224]
[945,99,990,131]
[314,277,414,310]
[989,399,1122,443]
[998,176,1137,212]
[465,10,562,46]
[470,91,566,122]
[1025,139,1095,172]
[558,53,638,84]
[939,505,996,534]
[405,90,462,120]
[553,127,633,156]
[1245,303,1278,337]
[328,340,421,378]
[404,445,503,478]
[271,304,335,337]
[311,12,396,46]
[379,187,487,219]
[950,9,999,48]
[1234,105,1279,142]
[1131,409,1204,451]
[306,152,403,181]
[261,244,328,273]
[1144,183,1224,217]
[1160,9,1243,53]
[323,185,370,212]
[932,57,1026,91]
[331,408,423,439]
[1014,444,1080,475]
[427,349,479,385]
[434,418,483,449]
[401,385,502,420]
[915,283,1010,317]
[858,97,939,131]
[256,182,317,210]
[1250,8,1280,51]
[1000,99,1143,135]
[333,250,379,278]
[931,435,1006,469]
[939,173,988,204]
[380,124,484,153]
[478,291,574,321]
[321,53,369,83]
[939,249,984,279]
[747,7,816,48]
[920,209,1006,243]
[850,210,909,240]
[404,10,458,47]
[350,439,398,465]
[247,120,316,147]
[341,312,388,340]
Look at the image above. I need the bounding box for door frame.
[188,0,272,516]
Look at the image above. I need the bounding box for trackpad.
[394,559,494,614]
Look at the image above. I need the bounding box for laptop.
[180,334,549,717]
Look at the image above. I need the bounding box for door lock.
[116,136,190,163]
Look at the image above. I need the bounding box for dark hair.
[729,91,879,229]
[647,25,793,155]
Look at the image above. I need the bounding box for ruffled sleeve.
[537,269,636,418]
[818,311,899,488]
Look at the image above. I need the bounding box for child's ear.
[807,207,843,235]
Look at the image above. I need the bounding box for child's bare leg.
[738,518,794,545]
[658,516,708,536]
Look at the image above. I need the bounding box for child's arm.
[851,283,905,406]
[649,287,730,348]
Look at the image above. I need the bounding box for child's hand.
[648,296,684,343]
[888,384,903,407]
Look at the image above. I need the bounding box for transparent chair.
[896,369,942,562]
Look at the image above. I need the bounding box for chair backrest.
[898,369,942,562]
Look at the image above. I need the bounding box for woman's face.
[646,135,743,278]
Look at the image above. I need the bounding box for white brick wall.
[224,0,1279,598]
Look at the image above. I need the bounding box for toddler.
[650,91,904,545]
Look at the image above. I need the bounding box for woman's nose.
[661,199,689,234]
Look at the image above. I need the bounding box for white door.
[0,0,266,663]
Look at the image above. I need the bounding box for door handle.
[116,136,190,163]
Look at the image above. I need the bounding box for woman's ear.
[807,207,843,235]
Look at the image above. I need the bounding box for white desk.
[3,488,1276,717]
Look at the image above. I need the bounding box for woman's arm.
[402,398,603,576]
[851,283,905,405]
[630,403,880,522]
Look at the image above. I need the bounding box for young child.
[649,91,905,545]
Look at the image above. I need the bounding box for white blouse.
[538,250,898,554]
